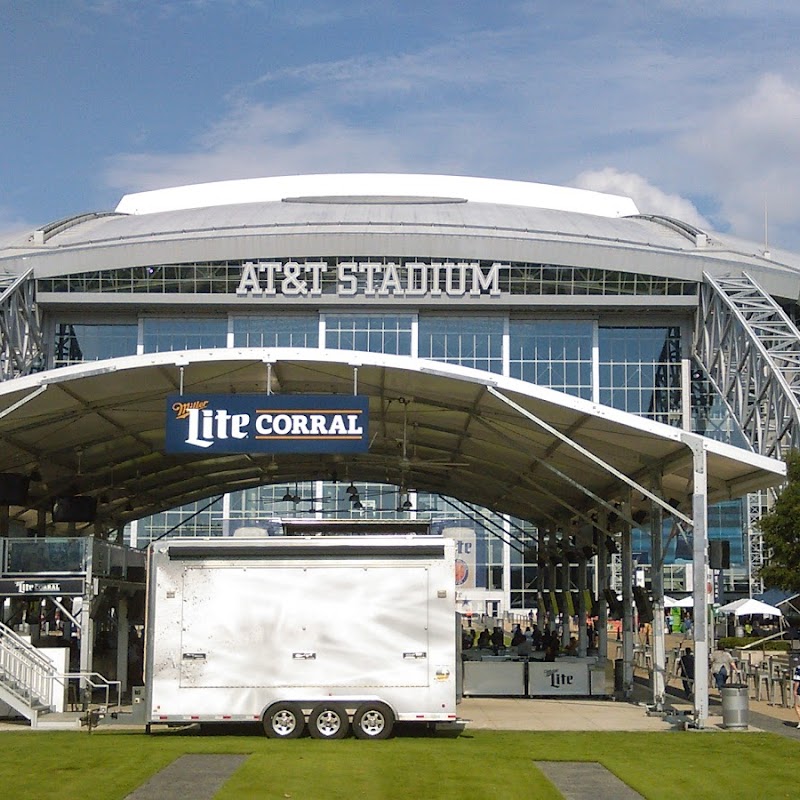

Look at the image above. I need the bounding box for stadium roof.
[1,174,798,300]
[114,174,640,217]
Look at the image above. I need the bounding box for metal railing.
[0,621,57,711]
[61,671,122,712]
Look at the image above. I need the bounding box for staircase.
[0,621,56,727]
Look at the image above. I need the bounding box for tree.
[758,450,800,593]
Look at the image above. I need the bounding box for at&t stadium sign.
[166,395,369,454]
[236,260,503,298]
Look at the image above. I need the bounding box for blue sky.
[3,1,800,249]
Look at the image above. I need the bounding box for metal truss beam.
[697,272,800,459]
[696,272,800,597]
[0,270,45,381]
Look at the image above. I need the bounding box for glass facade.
[38,259,697,298]
[46,258,750,611]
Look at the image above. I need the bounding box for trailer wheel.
[352,702,394,740]
[308,703,349,739]
[263,702,305,739]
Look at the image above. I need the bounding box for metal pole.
[578,556,588,657]
[561,556,571,650]
[597,518,609,667]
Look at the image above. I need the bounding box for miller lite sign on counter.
[165,394,369,454]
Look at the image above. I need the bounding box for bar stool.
[769,662,791,707]
[776,670,792,708]
[753,664,771,702]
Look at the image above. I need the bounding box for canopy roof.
[0,350,785,534]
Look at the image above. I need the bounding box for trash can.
[720,684,749,729]
[614,659,624,692]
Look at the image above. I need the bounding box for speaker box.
[709,540,731,570]
[52,496,97,523]
[0,473,30,506]
[604,588,624,620]
[633,586,654,623]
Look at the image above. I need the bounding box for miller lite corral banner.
[165,394,369,454]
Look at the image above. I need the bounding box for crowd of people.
[462,621,594,661]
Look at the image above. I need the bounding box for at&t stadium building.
[1,173,797,615]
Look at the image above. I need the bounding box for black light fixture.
[348,491,360,504]
[281,487,295,502]
[352,499,364,510]
[345,482,358,496]
[399,497,413,511]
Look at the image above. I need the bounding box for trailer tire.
[308,703,349,739]
[352,702,394,740]
[263,702,305,739]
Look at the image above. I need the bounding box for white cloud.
[104,100,414,193]
[572,168,710,229]
[100,18,800,249]
[677,74,800,245]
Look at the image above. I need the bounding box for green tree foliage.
[758,450,800,593]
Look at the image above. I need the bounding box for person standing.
[710,646,737,691]
[792,661,800,729]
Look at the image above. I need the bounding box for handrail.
[59,672,122,711]
[0,621,58,711]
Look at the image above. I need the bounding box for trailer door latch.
[292,652,317,660]
[182,652,207,660]
[403,651,427,659]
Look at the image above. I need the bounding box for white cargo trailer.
[144,534,459,738]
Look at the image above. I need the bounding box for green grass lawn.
[0,727,796,799]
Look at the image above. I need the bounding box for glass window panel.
[142,318,227,353]
[232,316,319,348]
[599,326,682,424]
[53,323,138,367]
[509,320,592,398]
[419,316,503,374]
[324,315,412,355]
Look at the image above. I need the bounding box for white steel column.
[650,496,666,710]
[683,435,710,727]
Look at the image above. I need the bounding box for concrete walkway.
[123,754,247,800]
[535,761,645,800]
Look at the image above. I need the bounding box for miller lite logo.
[165,394,369,454]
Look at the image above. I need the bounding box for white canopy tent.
[716,598,783,618]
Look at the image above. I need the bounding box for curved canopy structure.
[0,349,784,535]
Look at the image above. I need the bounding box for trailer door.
[179,564,431,688]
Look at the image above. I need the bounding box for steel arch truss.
[0,270,44,381]
[696,272,800,460]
